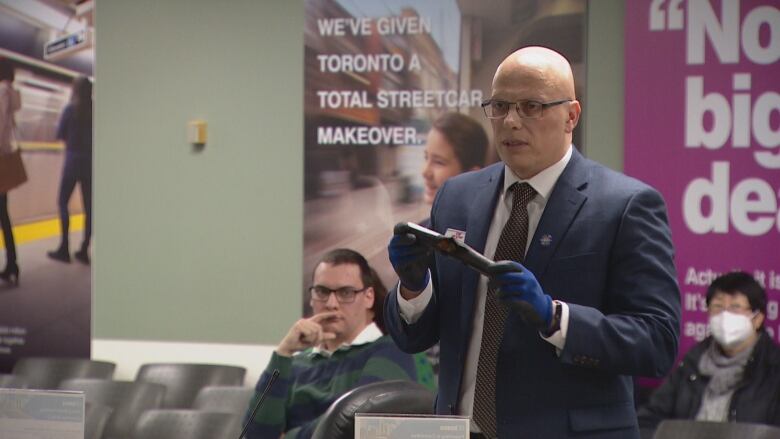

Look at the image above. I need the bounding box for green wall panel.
[94,0,303,344]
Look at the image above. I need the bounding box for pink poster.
[625,0,780,357]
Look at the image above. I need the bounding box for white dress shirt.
[397,145,573,422]
[309,322,383,357]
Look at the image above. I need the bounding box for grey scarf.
[695,340,753,421]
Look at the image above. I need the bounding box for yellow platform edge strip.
[0,214,84,248]
[20,141,65,151]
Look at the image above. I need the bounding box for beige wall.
[583,0,624,171]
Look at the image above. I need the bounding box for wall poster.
[625,0,779,359]
[0,3,94,373]
[303,0,588,312]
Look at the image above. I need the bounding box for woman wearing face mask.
[638,272,780,430]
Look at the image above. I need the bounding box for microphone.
[238,369,280,439]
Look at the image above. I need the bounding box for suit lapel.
[464,164,505,255]
[461,164,504,330]
[525,149,589,277]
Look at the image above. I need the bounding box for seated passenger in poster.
[638,271,780,430]
[244,248,433,439]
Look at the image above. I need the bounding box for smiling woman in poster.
[421,112,488,206]
[419,111,488,377]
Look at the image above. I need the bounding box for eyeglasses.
[708,303,752,314]
[481,99,572,119]
[309,285,368,303]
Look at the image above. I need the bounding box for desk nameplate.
[355,413,469,439]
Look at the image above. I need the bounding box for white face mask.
[709,311,756,349]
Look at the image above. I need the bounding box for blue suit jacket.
[385,149,681,438]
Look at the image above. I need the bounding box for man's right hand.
[276,312,338,357]
[388,232,431,294]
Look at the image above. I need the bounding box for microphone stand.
[238,369,280,439]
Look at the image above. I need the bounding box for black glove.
[388,232,431,292]
[490,261,553,329]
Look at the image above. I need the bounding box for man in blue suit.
[384,46,681,438]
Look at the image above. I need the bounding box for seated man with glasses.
[244,248,433,439]
[638,271,780,431]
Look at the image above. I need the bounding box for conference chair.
[0,373,28,388]
[129,409,241,439]
[12,357,116,389]
[135,363,246,408]
[653,419,780,439]
[192,385,255,415]
[310,380,435,439]
[60,378,166,439]
[85,402,114,439]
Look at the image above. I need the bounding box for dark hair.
[431,112,488,170]
[0,58,14,82]
[706,271,766,316]
[368,267,388,334]
[315,248,389,334]
[70,76,92,124]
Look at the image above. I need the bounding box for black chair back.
[85,402,114,439]
[60,378,166,439]
[310,380,435,439]
[193,385,255,415]
[135,363,246,408]
[12,357,115,389]
[0,373,28,388]
[130,409,241,439]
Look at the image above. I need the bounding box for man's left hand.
[491,261,553,329]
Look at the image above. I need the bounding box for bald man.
[385,47,681,438]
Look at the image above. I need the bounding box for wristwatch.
[544,300,562,336]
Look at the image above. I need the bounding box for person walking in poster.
[0,58,21,285]
[48,76,93,265]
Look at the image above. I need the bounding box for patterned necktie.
[473,182,536,438]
